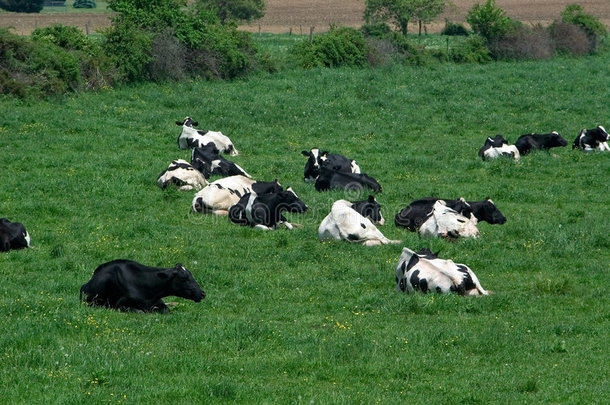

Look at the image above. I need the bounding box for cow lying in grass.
[572,125,609,152]
[418,200,480,239]
[80,260,205,313]
[0,218,30,252]
[301,148,360,182]
[396,247,489,296]
[515,131,567,155]
[478,134,520,160]
[318,198,400,246]
[228,188,308,230]
[157,159,208,191]
[176,117,239,155]
[314,167,381,193]
[191,143,251,179]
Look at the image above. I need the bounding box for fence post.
[85,23,90,35]
[309,26,315,44]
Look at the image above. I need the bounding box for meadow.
[1,39,609,403]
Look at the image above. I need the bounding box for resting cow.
[318,199,400,246]
[314,167,381,192]
[191,143,251,179]
[228,188,308,230]
[478,135,520,160]
[80,260,205,313]
[514,131,567,155]
[301,148,361,182]
[192,175,283,215]
[157,159,208,191]
[572,125,609,152]
[0,218,30,252]
[176,117,239,155]
[418,200,480,239]
[395,197,505,231]
[395,247,489,296]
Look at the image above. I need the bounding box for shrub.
[441,20,469,36]
[550,22,591,56]
[561,4,607,51]
[73,0,96,8]
[0,0,44,13]
[31,24,91,51]
[290,27,369,68]
[450,35,491,63]
[148,31,186,82]
[466,0,520,44]
[495,25,555,60]
[361,22,392,38]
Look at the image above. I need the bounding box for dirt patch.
[0,0,608,36]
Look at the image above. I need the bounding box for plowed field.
[1,0,608,35]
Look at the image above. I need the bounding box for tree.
[466,0,518,43]
[196,0,265,25]
[0,0,44,13]
[364,0,447,36]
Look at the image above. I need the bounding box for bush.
[495,25,554,60]
[148,31,186,82]
[361,22,392,38]
[550,22,591,56]
[290,27,369,68]
[441,20,469,36]
[561,4,607,51]
[450,35,491,63]
[0,0,44,13]
[31,24,92,51]
[466,0,520,44]
[73,0,96,8]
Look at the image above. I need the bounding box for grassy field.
[1,41,609,403]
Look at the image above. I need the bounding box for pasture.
[1,45,609,403]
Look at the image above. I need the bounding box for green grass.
[1,48,609,403]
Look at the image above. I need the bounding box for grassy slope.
[0,48,609,403]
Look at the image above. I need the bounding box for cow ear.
[321,151,329,156]
[192,121,199,127]
[301,150,310,156]
[176,120,184,126]
[367,195,375,202]
[485,196,491,201]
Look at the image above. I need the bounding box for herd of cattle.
[2,118,607,312]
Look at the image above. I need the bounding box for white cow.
[419,200,479,239]
[157,159,207,191]
[192,175,282,215]
[395,247,489,296]
[318,200,401,246]
[176,117,239,156]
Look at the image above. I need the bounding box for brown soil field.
[0,0,608,36]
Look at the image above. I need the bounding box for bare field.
[0,0,608,35]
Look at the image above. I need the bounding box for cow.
[351,195,385,225]
[318,199,401,246]
[156,159,208,191]
[192,175,283,215]
[301,148,361,182]
[418,200,480,239]
[314,167,381,193]
[478,134,520,160]
[0,218,30,252]
[514,131,568,155]
[395,197,506,231]
[572,125,610,152]
[395,247,489,296]
[228,188,308,230]
[176,117,239,156]
[191,143,251,179]
[80,260,205,313]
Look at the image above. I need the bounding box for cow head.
[252,179,283,195]
[593,126,609,141]
[279,187,308,213]
[351,195,384,225]
[472,198,506,224]
[176,117,198,127]
[549,131,568,147]
[488,134,508,147]
[163,264,205,302]
[302,148,322,181]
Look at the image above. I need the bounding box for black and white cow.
[514,131,568,155]
[176,117,239,155]
[191,143,251,179]
[395,197,506,231]
[192,175,283,215]
[572,125,610,152]
[0,218,30,252]
[318,199,400,246]
[80,260,205,313]
[157,159,208,191]
[228,188,308,230]
[301,148,361,182]
[395,247,489,296]
[418,200,480,239]
[478,134,520,160]
[314,167,381,192]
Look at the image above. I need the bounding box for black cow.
[351,195,385,225]
[515,131,568,155]
[228,187,308,230]
[301,148,360,182]
[191,143,251,179]
[0,218,30,252]
[314,167,381,193]
[573,125,610,152]
[395,197,505,231]
[478,134,520,160]
[80,260,205,313]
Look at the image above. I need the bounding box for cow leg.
[151,300,170,314]
[362,239,383,246]
[253,224,273,231]
[115,297,144,313]
[212,209,229,216]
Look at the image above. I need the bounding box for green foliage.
[73,0,96,8]
[561,4,607,37]
[0,0,44,12]
[466,0,520,43]
[290,27,369,68]
[196,0,265,24]
[365,0,447,36]
[441,20,469,36]
[450,34,491,63]
[31,24,92,51]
